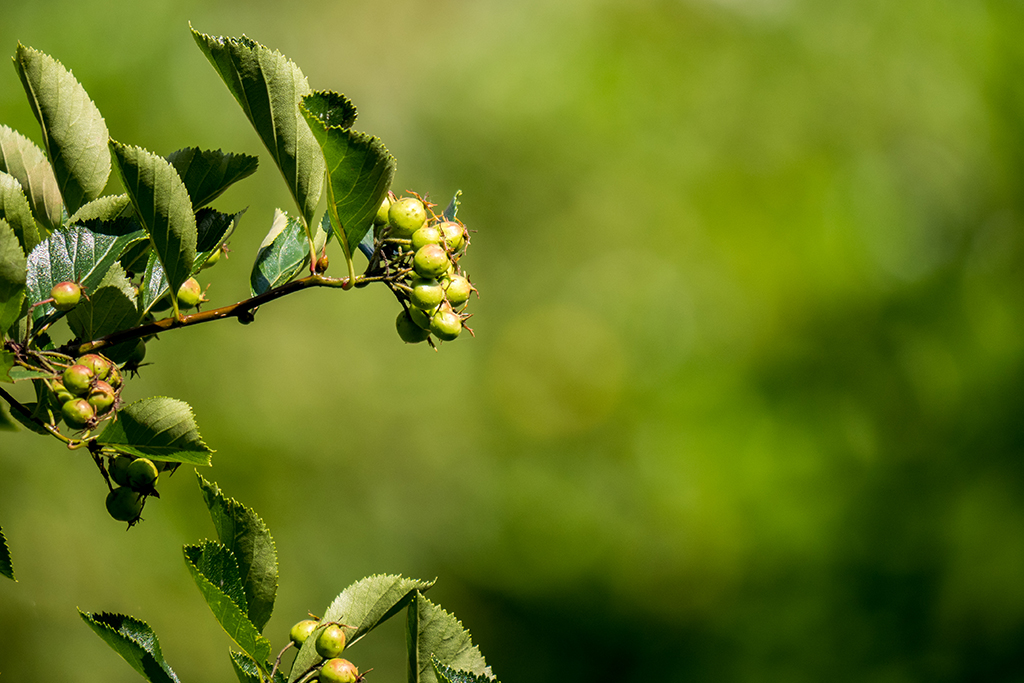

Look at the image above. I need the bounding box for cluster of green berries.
[376,194,476,345]
[53,353,123,431]
[289,619,363,682]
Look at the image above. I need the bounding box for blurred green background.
[3,0,1024,680]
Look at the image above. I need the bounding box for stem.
[0,385,75,445]
[64,274,352,357]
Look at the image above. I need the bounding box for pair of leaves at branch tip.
[183,541,273,664]
[97,396,213,465]
[166,147,258,209]
[250,209,329,297]
[26,217,147,323]
[301,91,395,264]
[0,525,14,581]
[14,44,110,217]
[0,170,46,254]
[0,124,63,232]
[80,611,180,683]
[0,218,28,335]
[408,592,494,683]
[197,473,279,632]
[288,575,436,683]
[230,650,287,683]
[191,26,324,228]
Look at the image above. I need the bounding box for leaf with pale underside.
[301,91,395,263]
[14,44,110,215]
[407,593,493,683]
[80,611,180,683]
[166,147,258,209]
[0,125,62,231]
[0,170,44,254]
[110,140,197,297]
[97,396,213,465]
[192,27,323,228]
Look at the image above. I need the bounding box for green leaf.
[166,147,259,209]
[8,401,49,434]
[0,170,44,254]
[8,366,54,381]
[0,404,15,429]
[0,350,14,383]
[14,44,110,215]
[192,27,324,228]
[301,92,395,262]
[197,473,278,632]
[229,650,286,683]
[0,219,27,335]
[97,396,213,465]
[79,610,180,683]
[0,525,14,581]
[443,191,462,223]
[0,124,62,231]
[432,658,499,683]
[183,541,272,664]
[66,262,139,341]
[110,140,197,297]
[69,193,133,223]
[250,209,327,296]
[407,593,492,683]
[26,217,147,321]
[289,575,435,683]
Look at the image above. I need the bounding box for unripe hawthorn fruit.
[201,248,222,270]
[320,658,359,683]
[388,197,427,238]
[290,619,319,647]
[126,458,159,493]
[408,305,434,331]
[176,278,206,309]
[62,398,95,428]
[50,281,82,311]
[374,195,392,226]
[106,486,144,523]
[409,277,445,310]
[430,305,463,342]
[108,455,133,487]
[315,624,347,659]
[87,381,117,414]
[413,244,450,279]
[438,221,466,252]
[63,364,95,396]
[396,310,430,343]
[411,225,443,251]
[77,354,111,380]
[444,275,472,308]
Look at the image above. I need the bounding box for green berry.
[62,364,95,396]
[77,354,111,380]
[413,244,450,279]
[127,340,147,366]
[290,619,319,647]
[320,658,359,683]
[374,196,392,225]
[408,305,434,331]
[108,455,133,487]
[105,487,144,523]
[430,305,463,342]
[315,624,347,659]
[87,380,117,415]
[126,458,159,493]
[444,275,473,308]
[50,281,82,312]
[409,277,445,310]
[202,248,222,270]
[176,278,206,309]
[62,398,95,429]
[411,226,443,251]
[388,197,427,238]
[438,221,466,251]
[396,310,431,343]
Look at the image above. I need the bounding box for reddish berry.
[50,281,82,312]
[413,244,450,279]
[87,380,116,414]
[62,364,95,396]
[77,354,111,380]
[176,278,206,309]
[320,658,359,683]
[290,619,319,647]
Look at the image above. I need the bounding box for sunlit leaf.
[407,593,492,683]
[69,193,133,223]
[80,610,180,683]
[97,396,213,465]
[250,209,328,296]
[65,262,139,342]
[0,170,44,254]
[14,44,110,215]
[166,147,258,209]
[0,219,27,335]
[0,124,62,231]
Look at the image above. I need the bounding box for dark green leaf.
[443,191,462,223]
[14,44,110,215]
[0,170,44,254]
[97,396,213,465]
[0,219,27,335]
[0,525,14,581]
[432,658,498,683]
[8,401,49,433]
[289,575,434,683]
[0,124,62,231]
[192,27,324,228]
[109,140,197,297]
[197,473,278,632]
[407,593,492,683]
[0,404,14,429]
[250,209,328,296]
[0,350,14,383]
[184,541,272,663]
[66,262,139,341]
[300,90,357,129]
[301,92,395,262]
[25,217,146,321]
[79,610,180,683]
[166,147,259,209]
